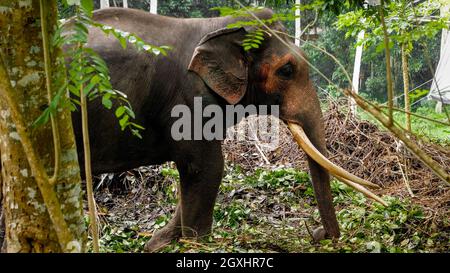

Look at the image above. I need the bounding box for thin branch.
[80,80,99,253]
[378,0,394,125]
[40,0,61,185]
[396,155,414,197]
[401,43,412,132]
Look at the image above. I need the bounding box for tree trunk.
[0,0,86,253]
[0,169,4,251]
[401,43,411,132]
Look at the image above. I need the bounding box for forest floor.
[92,102,449,253]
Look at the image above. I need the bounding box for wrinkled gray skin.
[0,7,340,252]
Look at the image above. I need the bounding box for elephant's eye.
[276,62,294,80]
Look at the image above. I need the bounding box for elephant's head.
[188,12,379,240]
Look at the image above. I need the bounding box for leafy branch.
[242,29,265,51]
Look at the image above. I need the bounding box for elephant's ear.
[188,28,248,105]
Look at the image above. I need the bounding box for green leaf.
[33,108,51,128]
[102,96,113,109]
[119,37,127,49]
[80,0,93,16]
[115,106,126,118]
[119,115,130,130]
[68,84,80,96]
[124,106,135,119]
[131,129,143,139]
[90,75,101,86]
[130,123,145,130]
[83,80,97,96]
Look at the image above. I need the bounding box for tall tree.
[0,0,86,252]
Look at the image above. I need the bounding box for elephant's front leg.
[145,141,224,252]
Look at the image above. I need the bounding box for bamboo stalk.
[79,61,100,253]
[378,0,394,126]
[401,43,412,132]
[40,0,61,185]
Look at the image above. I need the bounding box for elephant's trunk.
[283,85,386,239]
[293,116,340,238]
[288,99,340,238]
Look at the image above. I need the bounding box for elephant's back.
[89,8,225,53]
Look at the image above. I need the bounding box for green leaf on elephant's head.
[119,37,127,49]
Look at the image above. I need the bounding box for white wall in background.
[430,4,450,109]
[295,0,301,47]
[150,0,158,14]
[430,34,450,105]
[100,0,109,9]
[351,30,365,114]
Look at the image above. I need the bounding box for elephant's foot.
[312,226,327,242]
[312,226,340,242]
[144,224,181,252]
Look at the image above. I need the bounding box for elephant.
[73,7,347,252]
[1,7,376,252]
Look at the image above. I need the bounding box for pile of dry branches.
[223,101,450,225]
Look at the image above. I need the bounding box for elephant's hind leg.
[145,141,224,252]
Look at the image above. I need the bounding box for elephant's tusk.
[334,175,388,206]
[287,123,380,189]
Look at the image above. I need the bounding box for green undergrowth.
[95,165,448,253]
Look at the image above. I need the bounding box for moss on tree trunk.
[0,0,86,252]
